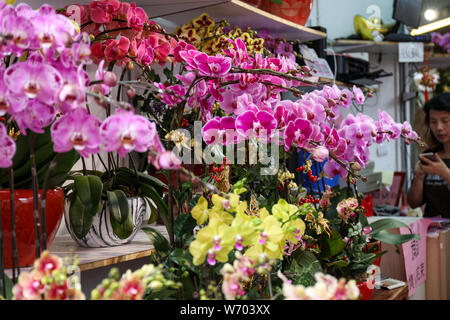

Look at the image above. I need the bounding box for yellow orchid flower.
[189,218,233,266]
[283,218,306,245]
[191,196,209,225]
[272,199,299,222]
[211,193,239,213]
[245,215,284,261]
[223,212,258,251]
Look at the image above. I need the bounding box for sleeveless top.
[422,158,450,218]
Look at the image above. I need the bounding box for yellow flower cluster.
[175,13,265,56]
[189,194,306,266]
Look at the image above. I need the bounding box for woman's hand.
[418,153,450,181]
[413,159,427,180]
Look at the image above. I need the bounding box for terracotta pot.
[259,0,314,26]
[0,188,64,268]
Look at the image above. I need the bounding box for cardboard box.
[426,229,450,300]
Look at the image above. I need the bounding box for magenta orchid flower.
[154,82,186,108]
[323,159,348,180]
[100,108,157,157]
[202,116,237,145]
[401,121,419,144]
[236,110,278,142]
[0,122,16,168]
[193,52,232,77]
[0,6,36,56]
[51,107,102,158]
[220,92,255,116]
[283,118,313,151]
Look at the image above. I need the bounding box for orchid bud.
[103,71,118,87]
[126,61,134,70]
[311,146,329,163]
[127,88,136,99]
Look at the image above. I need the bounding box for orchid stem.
[28,133,41,262]
[9,167,19,282]
[0,187,5,298]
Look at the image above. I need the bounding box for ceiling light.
[410,17,450,35]
[424,9,438,21]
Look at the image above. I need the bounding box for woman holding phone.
[407,93,450,218]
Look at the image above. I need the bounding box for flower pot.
[0,188,64,268]
[353,264,377,300]
[357,279,375,300]
[148,164,207,191]
[64,197,146,248]
[259,0,314,26]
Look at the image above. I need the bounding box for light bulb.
[424,9,438,21]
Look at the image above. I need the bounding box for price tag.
[398,42,424,63]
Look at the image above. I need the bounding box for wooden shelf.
[372,284,409,300]
[332,39,434,54]
[5,225,167,275]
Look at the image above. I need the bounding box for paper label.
[398,42,424,63]
[400,218,432,297]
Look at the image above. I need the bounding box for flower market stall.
[0,0,447,303]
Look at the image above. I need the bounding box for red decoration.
[0,188,64,268]
[259,0,314,26]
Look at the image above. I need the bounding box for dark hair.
[423,92,450,152]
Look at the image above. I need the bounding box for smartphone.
[420,152,436,164]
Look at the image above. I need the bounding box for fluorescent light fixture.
[410,17,450,35]
[424,9,438,21]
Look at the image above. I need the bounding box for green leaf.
[174,213,197,240]
[142,226,171,255]
[372,230,420,245]
[144,197,159,225]
[107,190,130,224]
[0,272,14,300]
[320,229,347,259]
[69,194,96,238]
[139,183,169,228]
[369,218,414,235]
[326,260,350,268]
[358,211,369,227]
[74,175,103,216]
[108,193,134,240]
[270,0,283,4]
[168,249,196,272]
[44,150,80,188]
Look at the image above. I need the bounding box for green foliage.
[287,250,323,287]
[319,229,346,259]
[0,127,79,189]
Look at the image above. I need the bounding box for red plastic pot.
[357,279,375,300]
[0,188,64,268]
[259,0,314,26]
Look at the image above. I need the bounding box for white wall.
[307,0,395,41]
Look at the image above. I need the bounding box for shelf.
[332,39,434,54]
[46,0,325,42]
[151,0,325,41]
[5,224,167,276]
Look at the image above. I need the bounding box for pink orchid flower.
[100,108,157,157]
[352,85,365,105]
[127,3,148,32]
[202,116,237,145]
[104,36,130,63]
[89,0,121,24]
[375,110,401,143]
[283,118,313,151]
[236,110,278,143]
[51,107,102,158]
[0,122,16,168]
[323,159,348,180]
[193,52,232,77]
[4,52,63,105]
[155,150,182,170]
[12,99,56,134]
